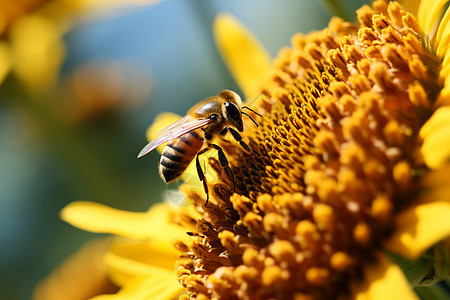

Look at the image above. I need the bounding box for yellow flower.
[177,1,450,298]
[45,0,450,299]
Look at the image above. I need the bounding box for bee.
[137,90,260,205]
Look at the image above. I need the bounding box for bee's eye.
[225,103,240,121]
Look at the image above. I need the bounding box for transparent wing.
[155,115,192,136]
[137,117,212,158]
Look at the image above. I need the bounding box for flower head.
[173,1,450,299]
[51,0,450,299]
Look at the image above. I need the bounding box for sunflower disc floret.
[175,1,442,299]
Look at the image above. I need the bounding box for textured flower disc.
[175,1,442,299]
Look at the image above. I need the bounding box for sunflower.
[40,0,450,299]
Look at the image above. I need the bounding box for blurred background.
[0,0,369,299]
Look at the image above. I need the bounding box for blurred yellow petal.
[384,201,450,259]
[420,106,450,169]
[91,275,181,300]
[352,252,419,300]
[75,0,163,12]
[61,202,187,242]
[213,13,271,99]
[0,42,10,85]
[10,14,65,91]
[440,54,450,82]
[420,106,450,138]
[435,78,450,106]
[104,241,179,286]
[385,164,450,260]
[33,238,117,300]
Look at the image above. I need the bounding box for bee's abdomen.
[159,130,203,182]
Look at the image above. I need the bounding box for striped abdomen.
[159,130,204,182]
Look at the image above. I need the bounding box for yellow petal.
[440,54,450,82]
[10,14,65,91]
[213,13,271,100]
[91,275,182,300]
[351,252,419,300]
[420,106,450,169]
[435,77,450,106]
[76,0,162,10]
[33,238,117,300]
[104,240,179,286]
[383,201,450,259]
[61,202,187,242]
[0,42,10,85]
[435,4,450,58]
[417,0,448,38]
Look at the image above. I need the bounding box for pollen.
[175,1,442,299]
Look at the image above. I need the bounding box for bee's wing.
[137,117,212,158]
[155,115,192,136]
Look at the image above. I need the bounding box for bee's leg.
[222,127,254,156]
[196,148,210,206]
[218,127,231,143]
[221,127,251,152]
[210,144,235,192]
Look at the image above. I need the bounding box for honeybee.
[137,90,260,204]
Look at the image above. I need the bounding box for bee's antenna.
[242,111,260,127]
[242,106,263,117]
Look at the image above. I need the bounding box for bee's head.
[219,90,243,132]
[224,102,243,131]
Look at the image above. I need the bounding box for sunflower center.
[175,1,442,299]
